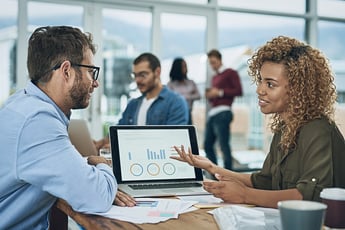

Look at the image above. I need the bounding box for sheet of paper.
[178,195,256,209]
[96,198,198,224]
[178,195,232,208]
[211,205,281,230]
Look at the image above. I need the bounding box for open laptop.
[68,119,98,156]
[109,125,209,197]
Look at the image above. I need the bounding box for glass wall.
[0,0,17,106]
[1,0,345,151]
[101,8,152,128]
[218,0,305,14]
[318,0,345,18]
[218,11,305,150]
[160,13,207,84]
[318,20,345,103]
[28,1,83,28]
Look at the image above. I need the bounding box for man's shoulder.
[160,87,185,102]
[127,95,143,105]
[222,67,239,75]
[2,89,55,118]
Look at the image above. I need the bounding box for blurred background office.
[1,0,345,157]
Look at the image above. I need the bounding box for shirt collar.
[25,81,70,123]
[217,65,227,74]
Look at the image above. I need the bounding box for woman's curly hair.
[248,36,337,152]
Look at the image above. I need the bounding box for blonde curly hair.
[248,36,337,152]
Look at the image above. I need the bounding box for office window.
[318,0,345,18]
[218,0,305,14]
[159,0,208,4]
[0,0,17,106]
[319,20,345,103]
[218,11,304,150]
[101,8,152,124]
[28,2,83,28]
[218,12,304,99]
[160,13,207,84]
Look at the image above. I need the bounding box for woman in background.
[168,57,201,124]
[171,36,345,208]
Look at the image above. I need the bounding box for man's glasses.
[52,62,100,81]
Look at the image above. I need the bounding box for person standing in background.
[94,53,189,150]
[204,49,243,170]
[168,57,201,124]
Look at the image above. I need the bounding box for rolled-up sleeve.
[294,122,333,201]
[252,120,334,201]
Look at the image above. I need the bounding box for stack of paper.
[97,198,198,224]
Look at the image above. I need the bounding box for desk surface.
[57,199,219,230]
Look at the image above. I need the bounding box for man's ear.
[155,66,161,77]
[60,60,72,81]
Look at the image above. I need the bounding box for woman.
[168,57,201,124]
[171,36,345,208]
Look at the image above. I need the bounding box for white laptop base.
[118,181,208,198]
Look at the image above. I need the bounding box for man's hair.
[133,52,161,71]
[207,49,222,60]
[27,26,96,84]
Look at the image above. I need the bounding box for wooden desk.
[57,199,219,230]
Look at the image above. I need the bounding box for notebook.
[68,119,98,156]
[109,125,209,197]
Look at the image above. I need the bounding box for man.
[95,52,189,149]
[0,26,132,230]
[204,49,243,170]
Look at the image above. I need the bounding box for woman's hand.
[170,145,215,172]
[113,190,136,207]
[203,174,248,204]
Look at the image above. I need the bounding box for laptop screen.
[109,125,203,183]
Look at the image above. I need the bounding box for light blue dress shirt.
[0,81,117,230]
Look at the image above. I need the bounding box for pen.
[135,200,158,207]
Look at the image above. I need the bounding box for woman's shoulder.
[300,117,336,135]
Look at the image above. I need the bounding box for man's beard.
[70,73,90,109]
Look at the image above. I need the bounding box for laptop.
[68,119,98,156]
[109,125,209,197]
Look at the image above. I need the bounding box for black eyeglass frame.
[52,62,100,81]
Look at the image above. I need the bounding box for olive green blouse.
[251,117,345,201]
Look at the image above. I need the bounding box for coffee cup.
[278,200,327,230]
[320,188,345,228]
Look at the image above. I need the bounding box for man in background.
[95,52,188,149]
[204,49,243,170]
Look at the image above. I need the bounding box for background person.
[95,52,189,150]
[168,57,201,125]
[204,49,243,170]
[171,36,345,208]
[0,26,134,230]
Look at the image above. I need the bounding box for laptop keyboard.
[129,182,203,190]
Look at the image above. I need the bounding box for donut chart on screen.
[129,163,144,176]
